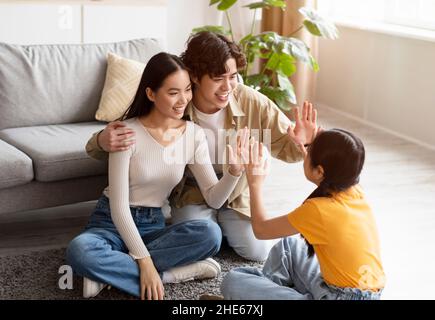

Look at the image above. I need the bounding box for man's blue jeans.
[66,195,222,297]
[221,236,382,300]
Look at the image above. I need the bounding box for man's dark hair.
[180,31,247,81]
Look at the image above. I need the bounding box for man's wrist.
[96,130,104,151]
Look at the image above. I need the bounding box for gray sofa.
[0,38,162,214]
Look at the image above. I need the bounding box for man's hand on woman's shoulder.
[98,121,136,152]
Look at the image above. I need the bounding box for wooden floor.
[1,105,434,300]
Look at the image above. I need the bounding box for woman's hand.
[245,139,270,188]
[227,127,250,176]
[137,257,164,300]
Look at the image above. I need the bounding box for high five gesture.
[287,101,319,148]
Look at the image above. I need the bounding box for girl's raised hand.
[287,101,319,147]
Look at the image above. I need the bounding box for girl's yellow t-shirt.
[287,185,386,290]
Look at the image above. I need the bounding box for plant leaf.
[244,2,269,9]
[261,32,280,46]
[244,74,269,88]
[284,37,310,64]
[309,55,319,72]
[303,20,322,37]
[299,7,338,39]
[259,86,293,111]
[265,0,286,8]
[279,55,296,77]
[265,52,281,71]
[244,37,268,58]
[277,74,297,105]
[217,0,238,11]
[239,33,253,46]
[209,0,221,5]
[244,0,286,10]
[191,25,231,36]
[266,52,296,77]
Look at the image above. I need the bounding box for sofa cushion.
[0,139,34,189]
[95,52,146,122]
[0,122,108,182]
[0,38,162,130]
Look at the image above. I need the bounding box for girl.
[67,52,249,300]
[221,127,385,300]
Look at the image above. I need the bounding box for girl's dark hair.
[302,128,366,257]
[122,52,187,120]
[180,31,247,81]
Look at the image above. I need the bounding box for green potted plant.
[192,0,338,111]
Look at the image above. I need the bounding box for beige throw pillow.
[95,52,146,122]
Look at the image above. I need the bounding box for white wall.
[316,26,435,149]
[0,0,211,54]
[83,5,167,45]
[166,0,209,54]
[0,3,82,44]
[0,1,168,46]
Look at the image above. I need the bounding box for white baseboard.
[315,102,435,152]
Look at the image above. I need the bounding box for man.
[86,31,318,261]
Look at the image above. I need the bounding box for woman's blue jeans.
[66,195,222,297]
[221,236,382,300]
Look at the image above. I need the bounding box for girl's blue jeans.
[66,195,222,297]
[221,236,382,300]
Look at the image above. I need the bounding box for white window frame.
[319,0,435,32]
[317,0,435,42]
[384,0,435,31]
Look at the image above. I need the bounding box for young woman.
[220,127,386,300]
[67,52,249,300]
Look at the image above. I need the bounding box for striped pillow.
[95,52,145,122]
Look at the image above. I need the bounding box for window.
[385,0,435,30]
[318,0,435,32]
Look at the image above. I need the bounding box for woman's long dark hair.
[121,52,187,120]
[302,128,366,257]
